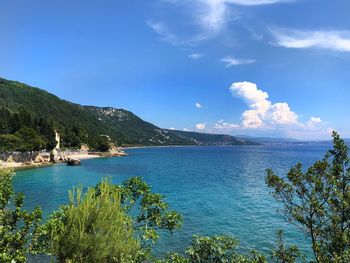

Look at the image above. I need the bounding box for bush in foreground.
[0,169,43,263]
[267,132,350,262]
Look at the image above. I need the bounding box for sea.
[14,144,333,260]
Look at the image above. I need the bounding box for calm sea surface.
[14,145,333,259]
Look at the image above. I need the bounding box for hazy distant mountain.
[235,135,300,144]
[236,135,348,146]
[167,130,260,146]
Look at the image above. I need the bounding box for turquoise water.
[14,145,331,259]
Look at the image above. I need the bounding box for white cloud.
[224,0,292,5]
[270,103,299,125]
[146,21,178,45]
[230,81,268,104]
[196,123,206,130]
[189,53,204,59]
[197,0,294,32]
[221,56,256,67]
[284,121,332,140]
[183,128,189,131]
[190,82,330,139]
[169,127,176,130]
[197,0,229,32]
[147,20,207,46]
[214,119,240,130]
[230,81,304,129]
[307,117,322,127]
[271,29,350,52]
[195,102,203,108]
[154,0,292,46]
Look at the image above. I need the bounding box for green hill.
[0,77,257,150]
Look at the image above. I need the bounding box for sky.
[1,0,350,140]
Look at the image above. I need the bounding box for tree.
[0,107,56,151]
[95,176,183,260]
[95,135,112,152]
[0,169,43,263]
[271,230,304,263]
[15,127,46,151]
[40,179,140,263]
[157,235,267,263]
[266,131,350,262]
[0,134,20,152]
[0,107,12,134]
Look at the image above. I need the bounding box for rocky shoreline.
[0,149,127,169]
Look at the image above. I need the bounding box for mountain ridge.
[0,77,257,148]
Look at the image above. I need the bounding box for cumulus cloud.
[229,81,331,137]
[169,127,176,130]
[271,28,350,52]
[192,82,329,139]
[221,56,256,67]
[196,123,206,130]
[230,81,300,128]
[195,102,203,108]
[307,117,322,128]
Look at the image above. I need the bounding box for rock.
[50,149,58,163]
[24,161,32,166]
[109,145,117,153]
[58,152,67,162]
[34,155,44,163]
[80,144,90,152]
[40,153,50,163]
[67,158,81,166]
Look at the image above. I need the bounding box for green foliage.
[186,235,267,263]
[119,177,183,242]
[157,235,267,263]
[0,107,55,152]
[0,77,257,148]
[0,134,19,152]
[94,135,112,152]
[61,126,89,149]
[41,179,140,263]
[186,235,239,262]
[271,230,304,263]
[0,168,43,263]
[156,252,190,263]
[15,127,46,151]
[266,131,350,262]
[95,176,183,261]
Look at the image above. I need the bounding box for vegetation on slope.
[0,77,256,151]
[0,77,186,148]
[0,107,55,152]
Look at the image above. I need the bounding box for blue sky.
[1,0,350,139]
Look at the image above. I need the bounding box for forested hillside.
[0,77,256,151]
